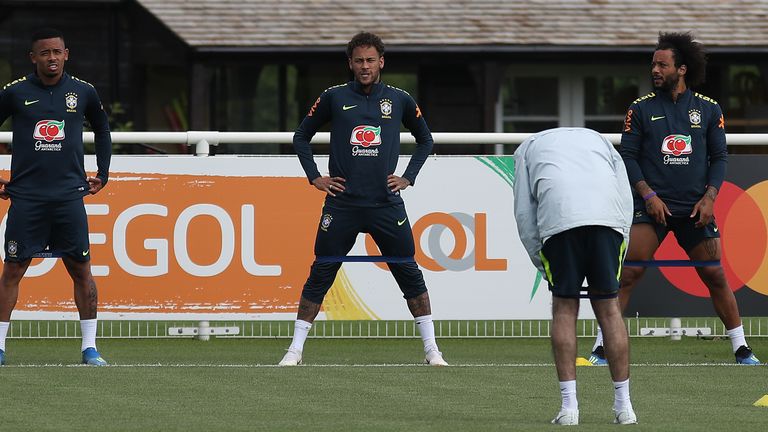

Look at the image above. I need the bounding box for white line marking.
[1,362,747,368]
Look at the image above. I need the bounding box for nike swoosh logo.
[24,99,40,106]
[397,218,408,226]
[342,105,357,111]
[651,115,665,121]
[714,227,718,232]
[82,250,89,256]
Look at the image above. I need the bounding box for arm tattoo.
[635,180,652,197]
[705,186,718,201]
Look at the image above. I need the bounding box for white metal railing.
[1,132,766,156]
[5,317,767,339]
[1,131,767,340]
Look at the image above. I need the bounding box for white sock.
[80,319,98,352]
[288,320,312,352]
[415,314,438,353]
[0,321,9,352]
[592,327,603,351]
[613,379,632,411]
[559,380,578,411]
[726,324,747,353]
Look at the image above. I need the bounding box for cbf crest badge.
[380,99,392,119]
[7,240,18,258]
[320,214,333,232]
[65,92,78,112]
[689,109,702,128]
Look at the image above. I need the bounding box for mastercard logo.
[656,181,768,297]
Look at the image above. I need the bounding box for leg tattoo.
[407,292,432,317]
[297,296,322,323]
[86,279,98,319]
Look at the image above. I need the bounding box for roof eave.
[192,44,768,55]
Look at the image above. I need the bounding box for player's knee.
[620,266,644,288]
[0,271,24,286]
[0,267,26,286]
[389,263,427,299]
[588,291,619,301]
[400,283,427,299]
[301,262,339,304]
[70,269,93,284]
[301,284,330,304]
[698,266,727,289]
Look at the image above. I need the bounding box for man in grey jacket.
[513,127,637,426]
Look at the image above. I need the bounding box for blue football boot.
[588,345,608,366]
[82,347,108,366]
[735,345,761,365]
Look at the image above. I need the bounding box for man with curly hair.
[588,32,761,365]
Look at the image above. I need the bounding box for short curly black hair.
[655,32,707,88]
[346,32,385,58]
[31,28,65,49]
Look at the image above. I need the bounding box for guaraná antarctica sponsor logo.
[350,125,382,157]
[661,134,692,164]
[33,119,65,151]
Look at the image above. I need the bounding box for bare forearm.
[634,180,653,197]
[705,185,718,201]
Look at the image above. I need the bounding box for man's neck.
[670,81,687,102]
[37,72,63,87]
[357,78,380,95]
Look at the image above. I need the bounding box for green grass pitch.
[1,337,766,431]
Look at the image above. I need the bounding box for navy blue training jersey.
[293,81,434,207]
[0,73,112,201]
[620,89,727,216]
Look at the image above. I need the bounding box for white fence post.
[197,321,210,341]
[186,131,220,156]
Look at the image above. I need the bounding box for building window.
[500,75,559,133]
[584,75,640,133]
[725,64,768,132]
[497,65,647,152]
[212,64,299,154]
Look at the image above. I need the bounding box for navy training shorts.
[313,202,415,258]
[539,225,626,298]
[632,209,719,253]
[4,197,91,262]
